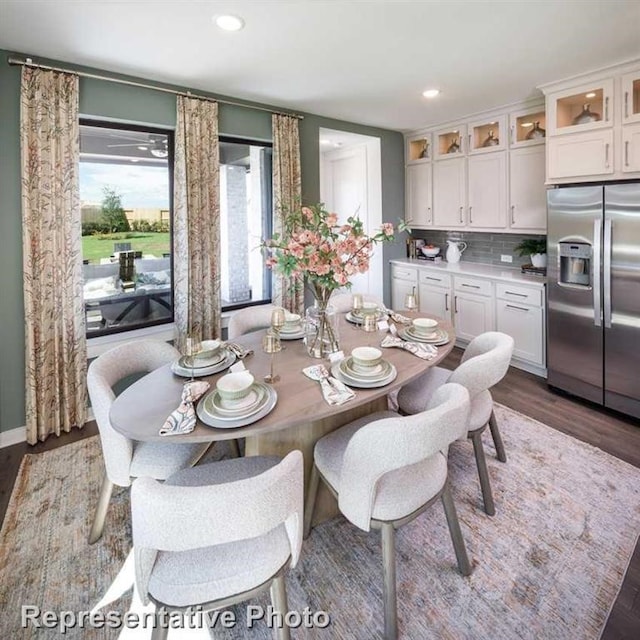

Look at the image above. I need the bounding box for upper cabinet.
[468,115,507,154]
[434,125,467,160]
[540,59,640,184]
[406,132,432,164]
[406,163,433,227]
[510,106,547,148]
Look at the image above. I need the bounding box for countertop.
[390,259,547,287]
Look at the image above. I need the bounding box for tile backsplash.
[409,229,546,267]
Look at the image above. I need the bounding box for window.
[219,137,273,310]
[79,121,174,336]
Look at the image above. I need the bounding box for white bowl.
[359,302,379,317]
[421,246,441,257]
[196,339,222,359]
[216,371,255,401]
[351,346,382,369]
[283,312,302,330]
[412,318,438,336]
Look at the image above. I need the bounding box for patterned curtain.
[20,67,87,444]
[272,113,303,314]
[173,96,220,351]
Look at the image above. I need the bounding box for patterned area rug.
[1,405,639,639]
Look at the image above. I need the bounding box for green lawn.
[82,232,170,264]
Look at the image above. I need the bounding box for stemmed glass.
[262,329,282,384]
[404,287,418,312]
[352,293,363,315]
[271,307,285,334]
[185,335,202,382]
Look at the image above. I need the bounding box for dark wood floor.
[1,349,639,638]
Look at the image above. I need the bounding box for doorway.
[319,128,382,296]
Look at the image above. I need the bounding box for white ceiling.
[1,0,639,132]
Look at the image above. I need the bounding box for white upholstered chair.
[330,292,385,313]
[227,304,277,339]
[87,340,210,544]
[131,451,304,640]
[397,331,515,516]
[304,383,471,640]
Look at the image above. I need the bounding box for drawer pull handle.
[506,304,529,312]
[461,283,480,289]
[425,276,442,282]
[505,291,527,297]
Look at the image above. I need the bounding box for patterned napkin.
[381,308,412,324]
[380,335,438,360]
[159,380,210,436]
[303,365,355,405]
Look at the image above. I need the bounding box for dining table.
[109,310,455,524]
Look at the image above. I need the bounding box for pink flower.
[333,272,349,285]
[326,213,338,227]
[381,222,394,237]
[302,207,314,220]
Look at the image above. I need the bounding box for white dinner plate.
[171,349,236,378]
[178,350,226,369]
[399,326,450,346]
[346,310,387,325]
[340,357,393,381]
[279,328,305,340]
[203,383,268,420]
[332,362,397,389]
[197,383,277,429]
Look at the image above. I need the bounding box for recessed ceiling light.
[422,89,440,99]
[585,92,596,98]
[215,15,245,31]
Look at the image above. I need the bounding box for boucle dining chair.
[131,451,303,640]
[87,340,211,544]
[304,383,471,640]
[330,292,385,313]
[227,303,277,339]
[397,331,515,516]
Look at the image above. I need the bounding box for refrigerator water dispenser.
[558,242,591,287]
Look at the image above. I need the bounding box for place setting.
[277,311,305,340]
[345,294,387,326]
[398,316,450,346]
[331,346,398,389]
[170,338,237,378]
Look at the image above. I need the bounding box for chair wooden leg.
[381,523,398,640]
[470,431,496,516]
[488,410,507,463]
[150,613,169,640]
[303,463,320,539]
[230,438,242,458]
[89,474,114,544]
[440,483,472,576]
[270,574,291,640]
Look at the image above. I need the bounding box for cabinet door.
[467,152,507,228]
[622,123,640,173]
[418,283,451,323]
[453,292,494,342]
[496,300,544,365]
[547,129,614,179]
[509,146,546,231]
[621,73,640,125]
[406,163,432,227]
[391,277,417,311]
[433,158,466,227]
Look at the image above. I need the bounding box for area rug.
[0,405,639,639]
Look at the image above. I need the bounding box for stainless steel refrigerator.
[547,182,640,419]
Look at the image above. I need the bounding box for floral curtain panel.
[173,96,221,350]
[20,67,87,444]
[272,113,303,314]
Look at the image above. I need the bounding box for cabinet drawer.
[419,270,451,289]
[391,265,417,281]
[454,276,492,297]
[495,283,542,306]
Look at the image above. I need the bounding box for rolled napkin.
[380,335,438,360]
[159,380,210,436]
[303,365,355,406]
[381,307,411,324]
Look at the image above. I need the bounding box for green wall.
[0,49,404,434]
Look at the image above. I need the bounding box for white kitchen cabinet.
[621,72,640,124]
[622,122,640,173]
[418,270,452,322]
[406,132,432,164]
[454,291,494,342]
[547,129,614,179]
[406,163,432,227]
[468,115,507,154]
[509,145,547,231]
[496,301,544,366]
[510,106,547,148]
[434,125,466,160]
[467,152,508,229]
[391,264,418,310]
[432,158,466,227]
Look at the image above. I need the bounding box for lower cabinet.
[454,291,495,341]
[495,300,544,365]
[391,264,418,310]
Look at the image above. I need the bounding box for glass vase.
[304,302,340,359]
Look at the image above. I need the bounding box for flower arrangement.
[263,202,404,306]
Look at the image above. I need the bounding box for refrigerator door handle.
[593,218,602,327]
[603,218,612,328]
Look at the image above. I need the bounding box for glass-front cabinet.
[406,132,432,164]
[467,115,506,154]
[547,79,614,135]
[434,125,466,160]
[621,72,640,124]
[510,107,547,147]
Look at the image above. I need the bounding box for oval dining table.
[110,311,455,524]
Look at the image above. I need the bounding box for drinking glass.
[271,307,286,334]
[404,287,418,312]
[185,336,202,381]
[262,329,282,383]
[352,293,363,314]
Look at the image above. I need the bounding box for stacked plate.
[398,326,450,346]
[197,382,277,428]
[278,324,305,340]
[346,309,387,325]
[331,357,397,388]
[170,348,236,377]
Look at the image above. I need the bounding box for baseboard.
[0,426,27,448]
[0,408,95,449]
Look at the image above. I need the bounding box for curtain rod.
[8,56,304,120]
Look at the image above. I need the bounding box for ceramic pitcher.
[446,240,467,264]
